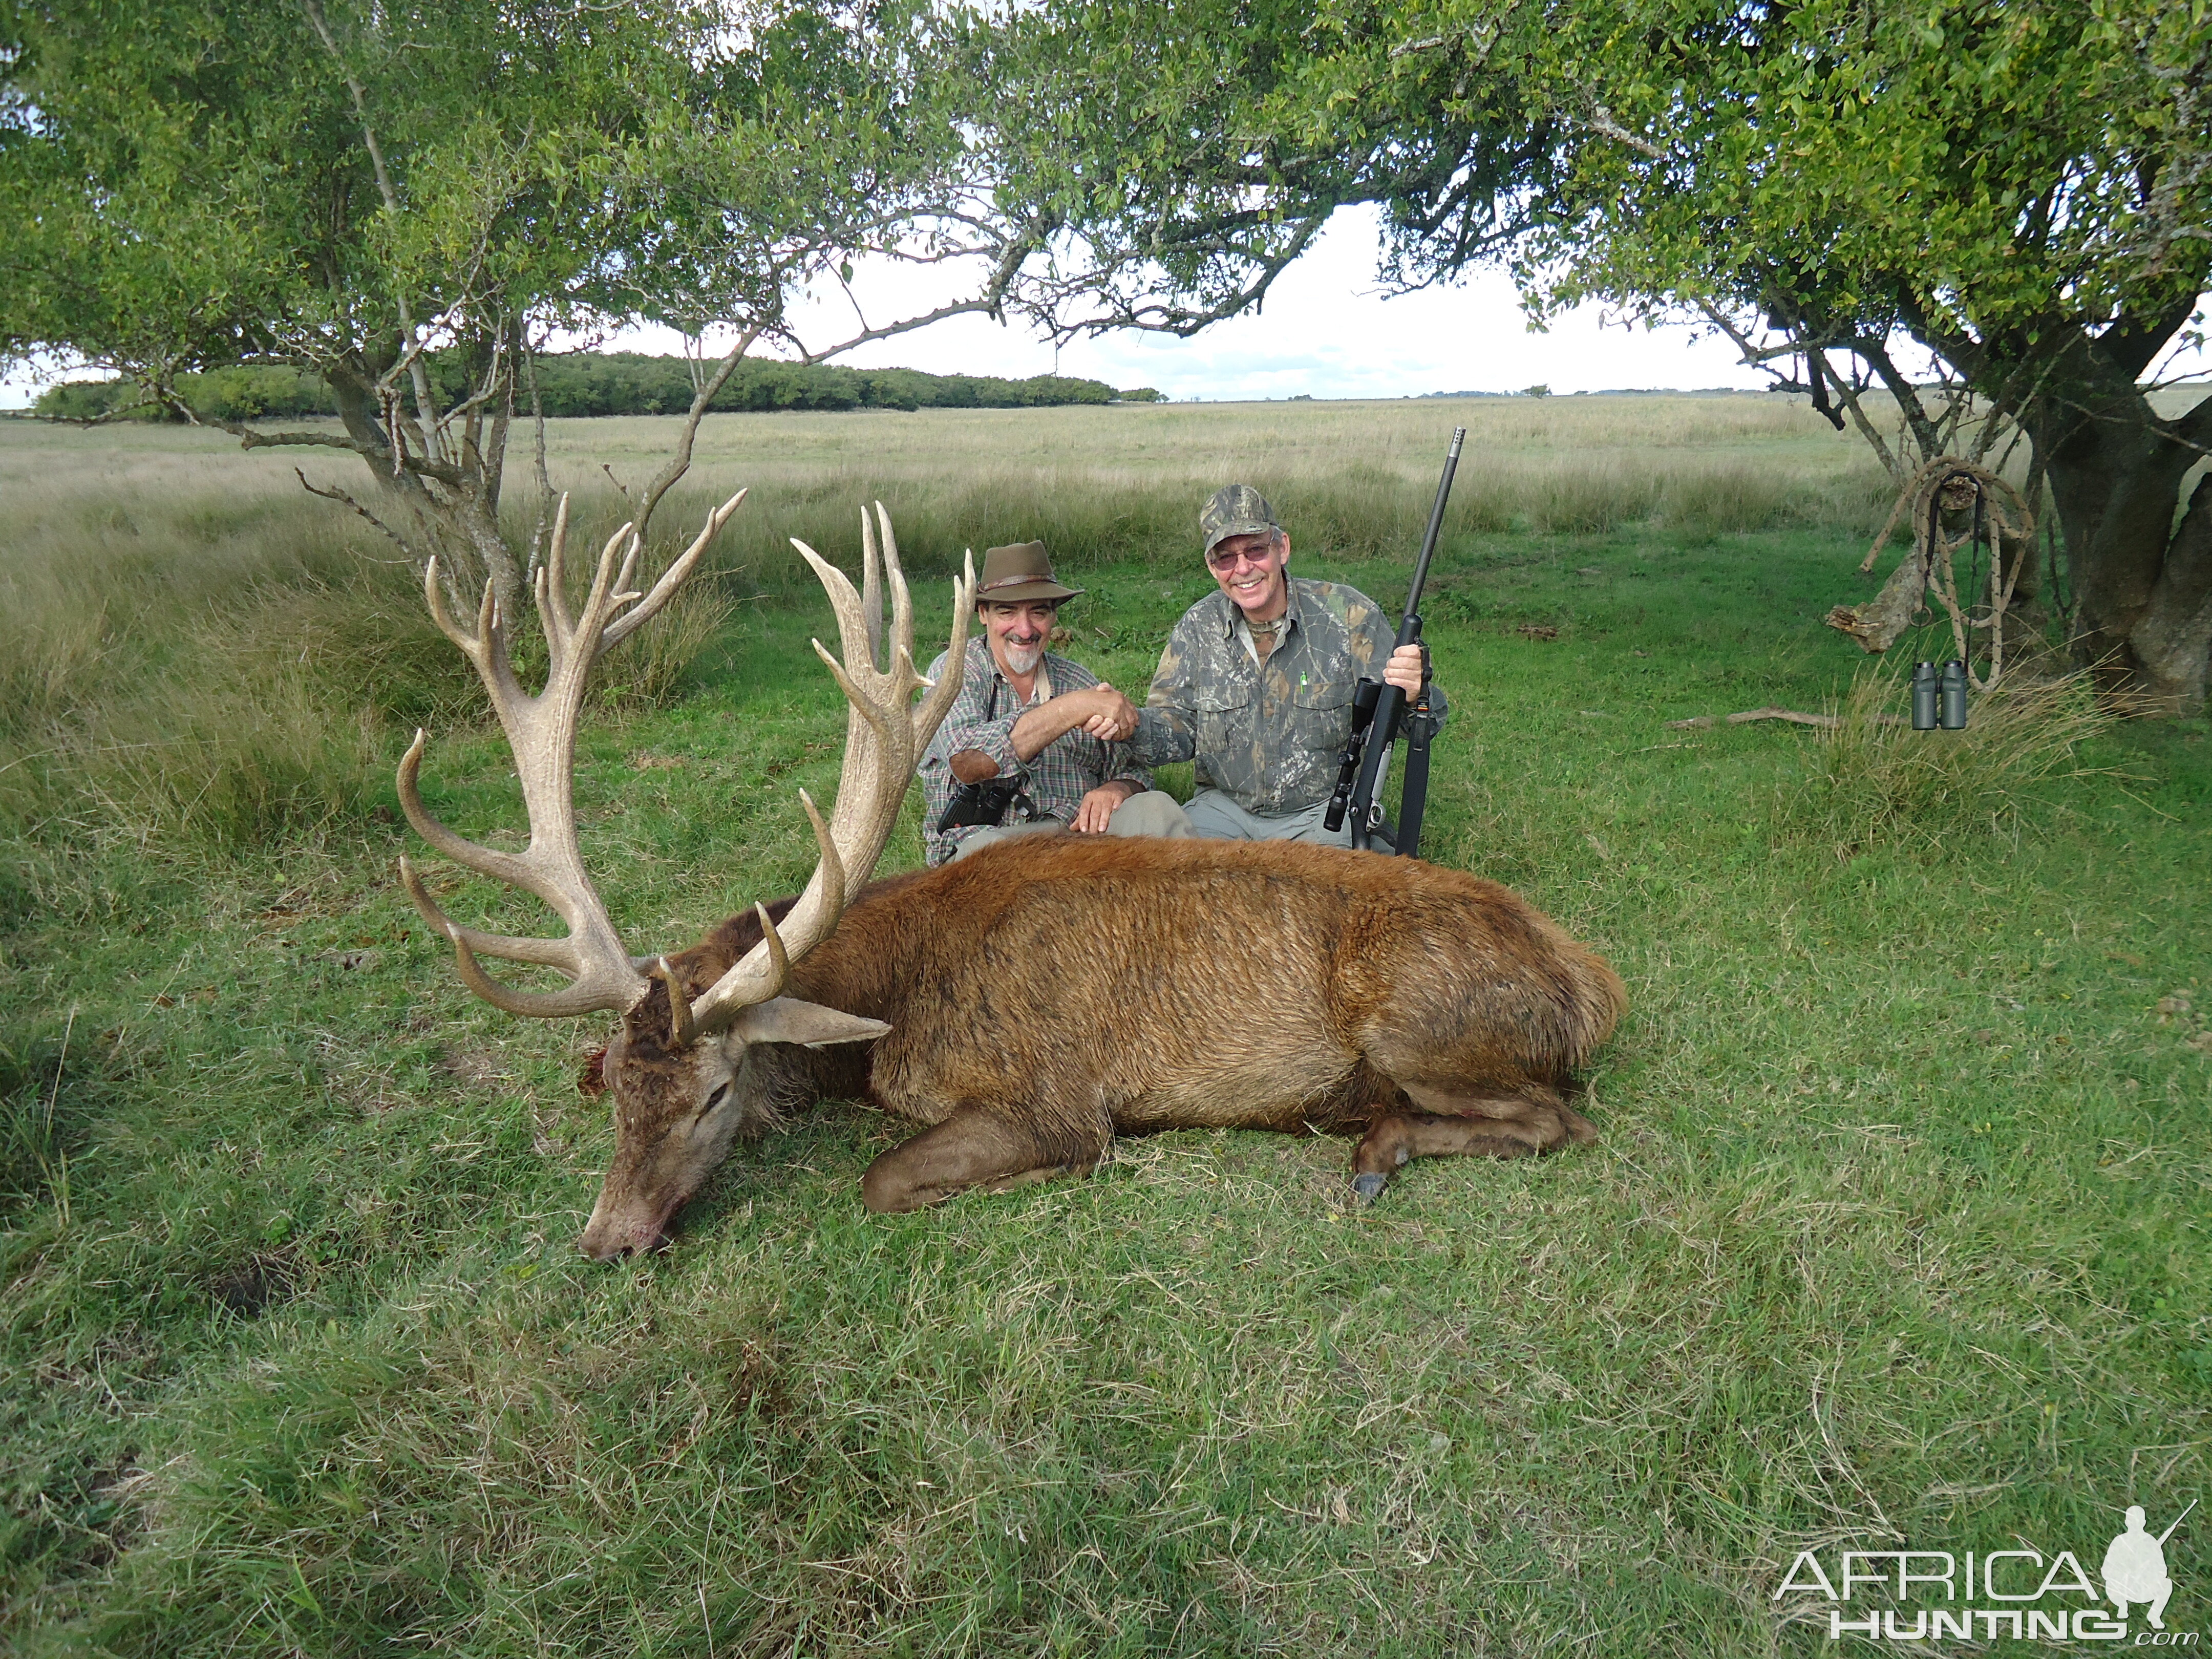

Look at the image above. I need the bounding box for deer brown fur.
[586,831,1625,1256]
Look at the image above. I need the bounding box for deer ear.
[729,997,890,1049]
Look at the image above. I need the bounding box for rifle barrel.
[1401,426,1466,638]
[1349,427,1466,850]
[2157,1498,2197,1545]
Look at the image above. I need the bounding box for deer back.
[712,835,1624,1137]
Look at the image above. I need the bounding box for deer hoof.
[1351,1172,1389,1204]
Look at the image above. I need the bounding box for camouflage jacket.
[1128,577,1448,817]
[917,637,1150,867]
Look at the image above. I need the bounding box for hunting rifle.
[1326,427,1464,855]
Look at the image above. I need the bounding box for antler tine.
[648,958,697,1048]
[540,508,636,682]
[570,521,640,656]
[398,490,752,1030]
[911,549,977,741]
[789,537,880,685]
[422,557,478,657]
[751,900,792,997]
[794,536,908,865]
[686,509,966,1039]
[400,859,572,967]
[603,490,747,648]
[540,493,578,651]
[399,856,633,1017]
[859,503,886,674]
[875,501,913,680]
[690,791,837,1036]
[397,729,539,898]
[807,636,896,746]
[476,574,531,710]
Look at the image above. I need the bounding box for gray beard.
[1002,641,1044,676]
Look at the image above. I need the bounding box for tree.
[983,0,2212,710]
[1,0,1033,609]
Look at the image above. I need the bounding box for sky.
[677,205,1780,401]
[7,203,2201,406]
[0,208,1786,410]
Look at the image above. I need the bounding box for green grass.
[2,407,2208,1656]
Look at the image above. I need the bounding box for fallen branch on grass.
[1666,706,1905,730]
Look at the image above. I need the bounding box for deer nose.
[578,1214,674,1262]
[579,1233,630,1262]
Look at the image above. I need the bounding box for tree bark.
[2038,381,2211,713]
[1915,295,2212,716]
[321,349,525,614]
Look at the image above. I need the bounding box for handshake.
[1059,684,1140,743]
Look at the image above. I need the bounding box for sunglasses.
[1206,539,1280,571]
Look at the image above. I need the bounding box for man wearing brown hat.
[1118,484,1445,845]
[917,541,1195,866]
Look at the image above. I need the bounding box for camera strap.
[990,674,1039,821]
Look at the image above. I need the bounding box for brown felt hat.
[975,541,1082,604]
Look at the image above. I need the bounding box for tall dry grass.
[542,392,1898,570]
[1796,666,2126,853]
[0,439,729,853]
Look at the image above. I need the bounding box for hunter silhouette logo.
[2107,1502,2195,1632]
[1774,1496,2197,1643]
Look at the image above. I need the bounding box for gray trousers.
[949,789,1196,861]
[1183,788,1356,847]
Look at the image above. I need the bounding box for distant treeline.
[35,354,1166,422]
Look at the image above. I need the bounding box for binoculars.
[1911,661,1969,731]
[934,775,1036,833]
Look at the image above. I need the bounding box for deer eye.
[696,1082,733,1122]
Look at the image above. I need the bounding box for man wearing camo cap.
[1105,484,1445,845]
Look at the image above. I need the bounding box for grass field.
[2,398,2207,1656]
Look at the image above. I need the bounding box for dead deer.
[397,492,1625,1260]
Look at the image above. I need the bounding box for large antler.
[396,490,747,1017]
[671,503,974,1041]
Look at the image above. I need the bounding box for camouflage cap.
[1199,484,1281,554]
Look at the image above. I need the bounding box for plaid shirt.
[917,636,1151,867]
[1126,577,1449,816]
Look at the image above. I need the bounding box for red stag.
[397,493,1625,1259]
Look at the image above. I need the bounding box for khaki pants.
[948,789,1196,861]
[1183,789,1358,847]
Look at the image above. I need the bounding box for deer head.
[396,493,972,1258]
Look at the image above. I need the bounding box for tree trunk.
[323,355,524,615]
[1900,286,2212,716]
[2040,386,2212,714]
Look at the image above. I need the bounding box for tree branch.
[295,467,416,558]
[627,321,769,550]
[1577,103,1665,161]
[1857,327,1948,462]
[302,0,443,457]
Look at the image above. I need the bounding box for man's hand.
[1382,644,1429,697]
[1072,779,1140,833]
[1064,684,1139,742]
[1008,682,1140,762]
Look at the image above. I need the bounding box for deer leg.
[859,1108,1107,1214]
[1400,1081,1598,1149]
[1349,1083,1597,1202]
[1351,1113,1535,1201]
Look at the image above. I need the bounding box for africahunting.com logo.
[1775,1500,2196,1644]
